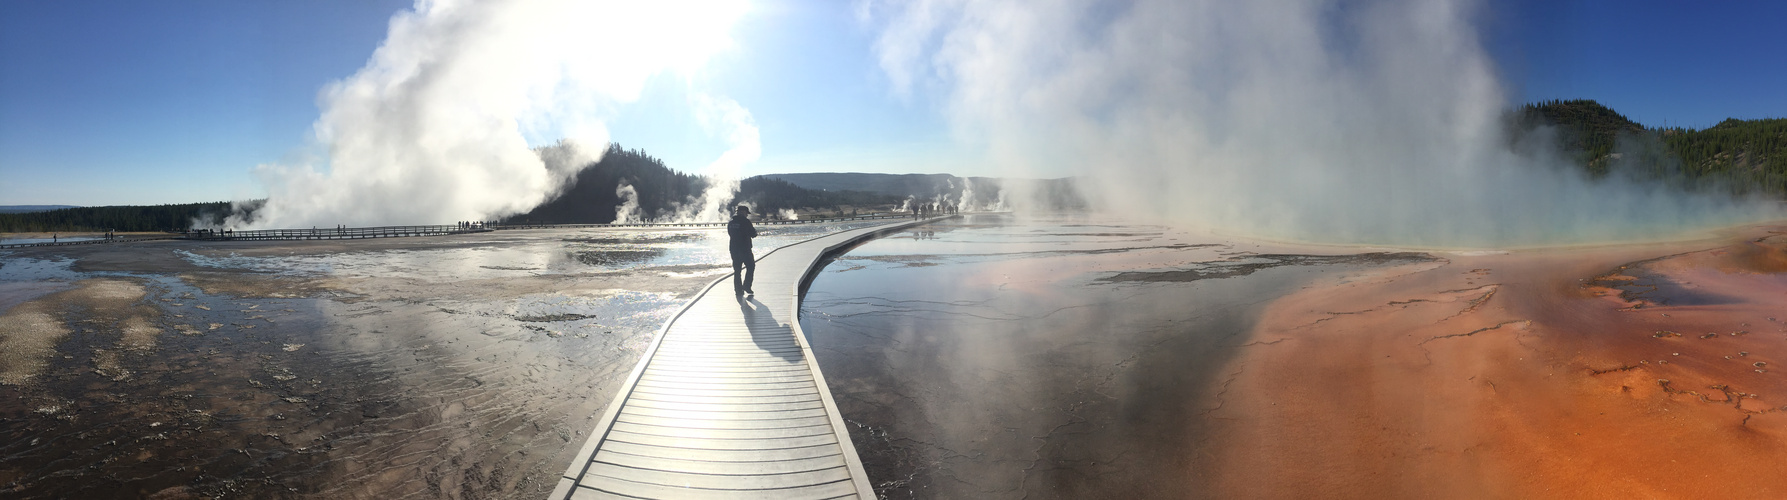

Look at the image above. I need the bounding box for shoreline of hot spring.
[1204,221,1787,498]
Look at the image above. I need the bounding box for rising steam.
[674,94,762,223]
[224,0,752,229]
[613,182,643,224]
[862,0,1781,247]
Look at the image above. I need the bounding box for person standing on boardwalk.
[729,205,758,295]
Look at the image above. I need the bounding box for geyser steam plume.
[227,0,753,229]
[865,0,1782,247]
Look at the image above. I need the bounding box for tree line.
[1660,118,1787,194]
[0,202,236,233]
[1512,99,1787,195]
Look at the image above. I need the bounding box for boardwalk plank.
[626,392,822,405]
[582,462,851,491]
[573,478,857,500]
[594,450,845,475]
[609,421,835,440]
[630,386,819,398]
[615,413,834,430]
[622,398,827,413]
[640,366,812,377]
[644,358,806,368]
[634,379,816,391]
[603,429,837,450]
[639,373,813,384]
[599,441,843,462]
[652,344,804,353]
[646,352,806,362]
[620,406,831,421]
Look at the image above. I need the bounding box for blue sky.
[1,0,1784,206]
[1486,0,1787,129]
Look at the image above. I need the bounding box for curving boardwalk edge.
[551,216,953,499]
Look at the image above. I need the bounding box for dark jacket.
[727,215,757,252]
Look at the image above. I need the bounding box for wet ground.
[0,221,885,499]
[800,214,1437,499]
[1200,228,1787,498]
[10,216,1786,498]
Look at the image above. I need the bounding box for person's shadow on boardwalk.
[736,295,803,363]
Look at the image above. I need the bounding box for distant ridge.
[0,205,79,214]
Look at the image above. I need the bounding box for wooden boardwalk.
[185,224,489,241]
[552,217,944,499]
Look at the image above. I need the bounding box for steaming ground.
[0,221,884,499]
[227,0,758,230]
[864,0,1783,247]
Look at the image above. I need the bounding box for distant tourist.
[729,205,758,296]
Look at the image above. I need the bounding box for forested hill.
[503,144,902,224]
[1513,99,1787,194]
[0,202,238,233]
[1511,99,1647,174]
[503,145,704,224]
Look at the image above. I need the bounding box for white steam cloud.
[613,182,642,224]
[229,0,753,229]
[862,0,1781,247]
[676,94,762,223]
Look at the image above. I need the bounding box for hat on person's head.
[735,205,750,214]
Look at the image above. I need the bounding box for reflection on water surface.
[802,214,1428,499]
[0,220,885,499]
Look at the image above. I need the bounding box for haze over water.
[801,214,1436,497]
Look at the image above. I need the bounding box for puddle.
[0,258,101,314]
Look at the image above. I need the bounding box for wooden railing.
[0,234,182,250]
[496,213,916,230]
[184,224,486,241]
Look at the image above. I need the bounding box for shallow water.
[0,258,87,313]
[800,214,1433,499]
[0,221,883,499]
